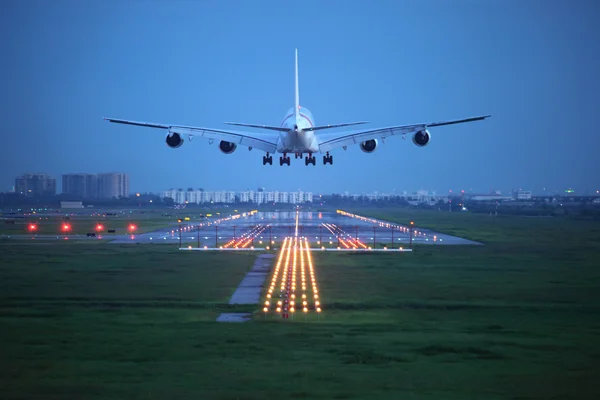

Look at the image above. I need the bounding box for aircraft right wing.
[317,115,491,152]
[104,118,279,153]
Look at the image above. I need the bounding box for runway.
[107,210,481,246]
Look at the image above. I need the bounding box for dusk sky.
[2,0,599,195]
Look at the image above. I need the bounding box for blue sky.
[1,0,599,195]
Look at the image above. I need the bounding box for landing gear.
[323,152,333,165]
[294,153,304,159]
[262,153,273,165]
[305,153,316,166]
[279,153,291,166]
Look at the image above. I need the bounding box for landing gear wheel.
[263,154,273,165]
[323,153,333,165]
[280,156,290,166]
[305,155,316,166]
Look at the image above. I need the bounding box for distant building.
[513,190,532,200]
[97,173,129,199]
[62,173,98,198]
[60,201,84,209]
[15,173,56,197]
[160,189,313,205]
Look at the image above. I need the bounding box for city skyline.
[3,171,598,198]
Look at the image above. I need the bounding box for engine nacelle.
[219,140,237,154]
[412,130,431,147]
[360,139,378,153]
[165,132,184,148]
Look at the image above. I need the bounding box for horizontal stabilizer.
[223,122,289,132]
[303,121,369,132]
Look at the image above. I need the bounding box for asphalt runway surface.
[2,211,480,246]
[106,211,480,246]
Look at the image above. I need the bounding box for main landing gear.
[305,153,316,166]
[262,152,329,166]
[262,153,273,165]
[279,153,291,166]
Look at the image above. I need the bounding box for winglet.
[295,48,300,120]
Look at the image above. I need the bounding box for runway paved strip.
[217,253,275,323]
[228,253,275,305]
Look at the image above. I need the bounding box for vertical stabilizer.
[295,48,300,120]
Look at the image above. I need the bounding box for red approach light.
[128,224,137,232]
[96,224,104,232]
[28,224,37,232]
[62,223,71,232]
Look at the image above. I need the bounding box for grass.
[0,207,252,235]
[1,209,600,399]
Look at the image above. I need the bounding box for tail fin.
[295,48,300,120]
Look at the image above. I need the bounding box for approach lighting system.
[95,224,104,232]
[28,223,38,232]
[61,223,71,232]
[128,224,137,233]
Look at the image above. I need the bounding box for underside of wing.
[104,117,278,153]
[317,115,490,152]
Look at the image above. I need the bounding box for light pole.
[215,224,218,248]
[373,226,376,248]
[409,221,414,249]
[179,220,182,248]
[197,223,200,248]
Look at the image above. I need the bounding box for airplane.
[104,49,490,166]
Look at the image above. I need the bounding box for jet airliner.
[104,49,490,166]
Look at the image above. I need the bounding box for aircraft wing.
[317,115,491,153]
[104,118,278,153]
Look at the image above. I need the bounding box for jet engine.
[412,130,431,147]
[165,132,184,148]
[360,139,378,153]
[219,140,237,154]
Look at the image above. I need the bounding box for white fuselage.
[276,106,319,154]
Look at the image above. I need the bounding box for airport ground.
[1,207,599,399]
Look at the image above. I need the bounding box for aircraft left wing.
[317,115,491,153]
[104,118,278,153]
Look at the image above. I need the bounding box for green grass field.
[0,207,251,236]
[1,209,599,399]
